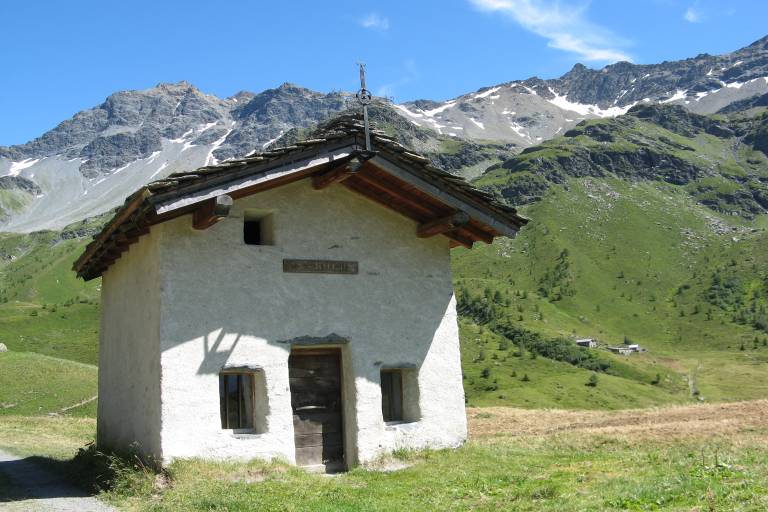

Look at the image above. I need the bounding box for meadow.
[1,401,767,510]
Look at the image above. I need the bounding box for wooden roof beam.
[417,212,470,238]
[460,225,495,245]
[447,232,474,249]
[192,194,233,230]
[352,173,440,217]
[343,179,430,223]
[351,174,487,248]
[312,157,364,190]
[369,155,520,238]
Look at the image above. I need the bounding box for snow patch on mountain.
[473,87,501,99]
[423,101,456,117]
[6,158,40,177]
[262,130,284,149]
[548,92,636,117]
[469,118,485,129]
[207,128,234,165]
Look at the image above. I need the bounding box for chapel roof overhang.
[73,114,528,281]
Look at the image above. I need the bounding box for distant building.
[627,344,643,352]
[607,346,634,356]
[575,338,597,348]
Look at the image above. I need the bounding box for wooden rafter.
[352,171,494,247]
[192,194,234,230]
[343,179,431,223]
[345,175,474,248]
[417,212,470,238]
[352,172,441,218]
[458,223,495,245]
[312,158,363,190]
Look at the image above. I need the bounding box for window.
[219,373,254,429]
[381,368,421,423]
[243,219,262,245]
[243,210,274,245]
[381,370,404,422]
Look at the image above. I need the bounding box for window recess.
[381,367,421,423]
[243,209,275,246]
[219,370,268,433]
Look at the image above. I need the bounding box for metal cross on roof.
[356,63,373,151]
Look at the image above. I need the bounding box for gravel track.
[0,449,114,511]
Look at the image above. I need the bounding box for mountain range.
[1,35,767,232]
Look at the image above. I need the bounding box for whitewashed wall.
[97,229,162,460]
[99,178,467,465]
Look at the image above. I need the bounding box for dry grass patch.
[467,399,768,443]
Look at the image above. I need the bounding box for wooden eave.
[74,117,527,281]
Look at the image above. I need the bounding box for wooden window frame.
[380,369,404,423]
[219,371,257,431]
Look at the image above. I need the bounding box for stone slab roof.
[74,113,527,280]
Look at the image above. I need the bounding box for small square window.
[243,210,274,246]
[219,373,254,429]
[243,219,262,245]
[381,370,404,422]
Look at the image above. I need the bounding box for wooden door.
[288,349,344,467]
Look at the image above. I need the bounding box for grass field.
[0,351,97,417]
[1,401,766,510]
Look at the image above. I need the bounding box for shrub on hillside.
[458,293,613,373]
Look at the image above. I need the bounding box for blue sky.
[1,0,766,146]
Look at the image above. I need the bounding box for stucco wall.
[97,229,162,460]
[156,179,467,465]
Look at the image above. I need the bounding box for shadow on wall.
[179,284,454,384]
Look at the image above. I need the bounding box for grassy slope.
[454,177,768,408]
[0,189,34,218]
[0,351,97,416]
[0,232,100,364]
[0,230,101,417]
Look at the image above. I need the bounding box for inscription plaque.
[283,259,358,275]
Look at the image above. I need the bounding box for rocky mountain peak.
[746,34,768,50]
[155,80,197,92]
[229,91,256,104]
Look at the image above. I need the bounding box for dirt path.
[59,395,98,414]
[0,449,114,511]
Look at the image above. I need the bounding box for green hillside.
[0,228,100,365]
[456,178,768,407]
[480,104,768,217]
[2,106,768,414]
[456,104,768,408]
